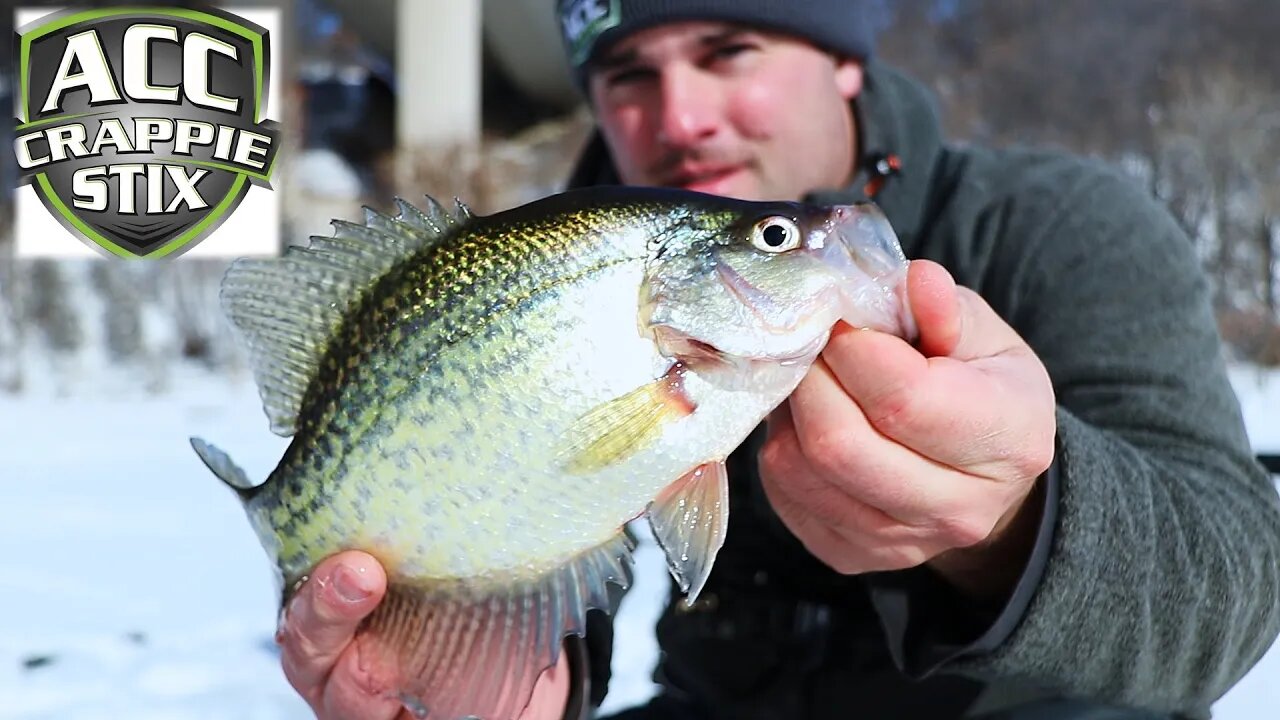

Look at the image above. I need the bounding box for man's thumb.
[906,260,962,357]
[281,551,387,669]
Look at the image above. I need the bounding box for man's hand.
[277,551,572,720]
[759,260,1056,598]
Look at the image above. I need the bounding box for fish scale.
[296,208,662,447]
[192,186,913,719]
[249,201,686,585]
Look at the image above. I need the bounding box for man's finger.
[323,641,571,720]
[765,397,795,442]
[820,318,1048,476]
[761,390,892,529]
[759,427,944,574]
[906,260,962,358]
[947,285,1026,362]
[784,358,976,525]
[523,650,573,720]
[321,640,408,720]
[279,551,388,701]
[902,260,1027,362]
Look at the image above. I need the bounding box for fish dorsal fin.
[221,195,463,436]
[453,197,474,222]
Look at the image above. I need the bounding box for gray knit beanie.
[557,0,879,90]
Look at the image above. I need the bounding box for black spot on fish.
[392,452,411,472]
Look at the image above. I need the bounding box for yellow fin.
[563,364,695,473]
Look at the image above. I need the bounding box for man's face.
[586,21,863,202]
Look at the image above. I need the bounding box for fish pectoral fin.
[647,460,729,606]
[357,532,634,720]
[190,437,259,500]
[562,365,695,474]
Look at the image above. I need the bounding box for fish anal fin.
[647,460,729,605]
[357,532,634,719]
[563,364,695,474]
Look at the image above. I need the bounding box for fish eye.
[751,217,801,253]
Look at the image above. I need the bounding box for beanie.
[556,0,879,90]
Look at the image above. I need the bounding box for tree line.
[878,0,1280,363]
[0,0,1277,389]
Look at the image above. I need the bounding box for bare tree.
[24,261,83,355]
[0,203,22,392]
[89,263,145,363]
[880,0,1188,157]
[1153,65,1280,313]
[161,259,242,371]
[875,0,1280,364]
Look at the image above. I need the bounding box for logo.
[12,7,280,258]
[559,0,621,66]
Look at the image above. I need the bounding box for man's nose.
[657,67,718,148]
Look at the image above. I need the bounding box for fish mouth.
[650,325,728,366]
[816,203,917,340]
[649,324,827,369]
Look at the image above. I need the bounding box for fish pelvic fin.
[647,460,730,606]
[220,195,466,437]
[190,437,260,501]
[357,531,635,720]
[562,364,696,474]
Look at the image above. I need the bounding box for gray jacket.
[564,60,1280,720]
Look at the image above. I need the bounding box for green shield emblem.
[13,7,279,258]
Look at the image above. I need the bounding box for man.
[275,2,1280,719]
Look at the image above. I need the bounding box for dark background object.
[1259,455,1280,475]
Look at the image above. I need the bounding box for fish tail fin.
[356,531,634,719]
[190,437,259,502]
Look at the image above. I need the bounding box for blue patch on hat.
[560,0,622,65]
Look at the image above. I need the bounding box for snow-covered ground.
[0,362,1277,719]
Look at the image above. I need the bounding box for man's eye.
[606,67,655,87]
[710,43,754,61]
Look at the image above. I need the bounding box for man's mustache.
[648,148,750,179]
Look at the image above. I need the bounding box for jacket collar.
[805,59,945,255]
[564,60,947,254]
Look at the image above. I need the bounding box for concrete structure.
[320,0,582,148]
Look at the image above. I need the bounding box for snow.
[0,367,302,720]
[1229,364,1280,454]
[0,363,1277,719]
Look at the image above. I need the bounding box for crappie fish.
[191,186,913,719]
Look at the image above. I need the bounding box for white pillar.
[396,0,482,148]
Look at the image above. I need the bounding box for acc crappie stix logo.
[12,7,280,258]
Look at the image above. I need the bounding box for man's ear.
[834,58,864,100]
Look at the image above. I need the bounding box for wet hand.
[277,551,571,720]
[759,260,1056,597]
